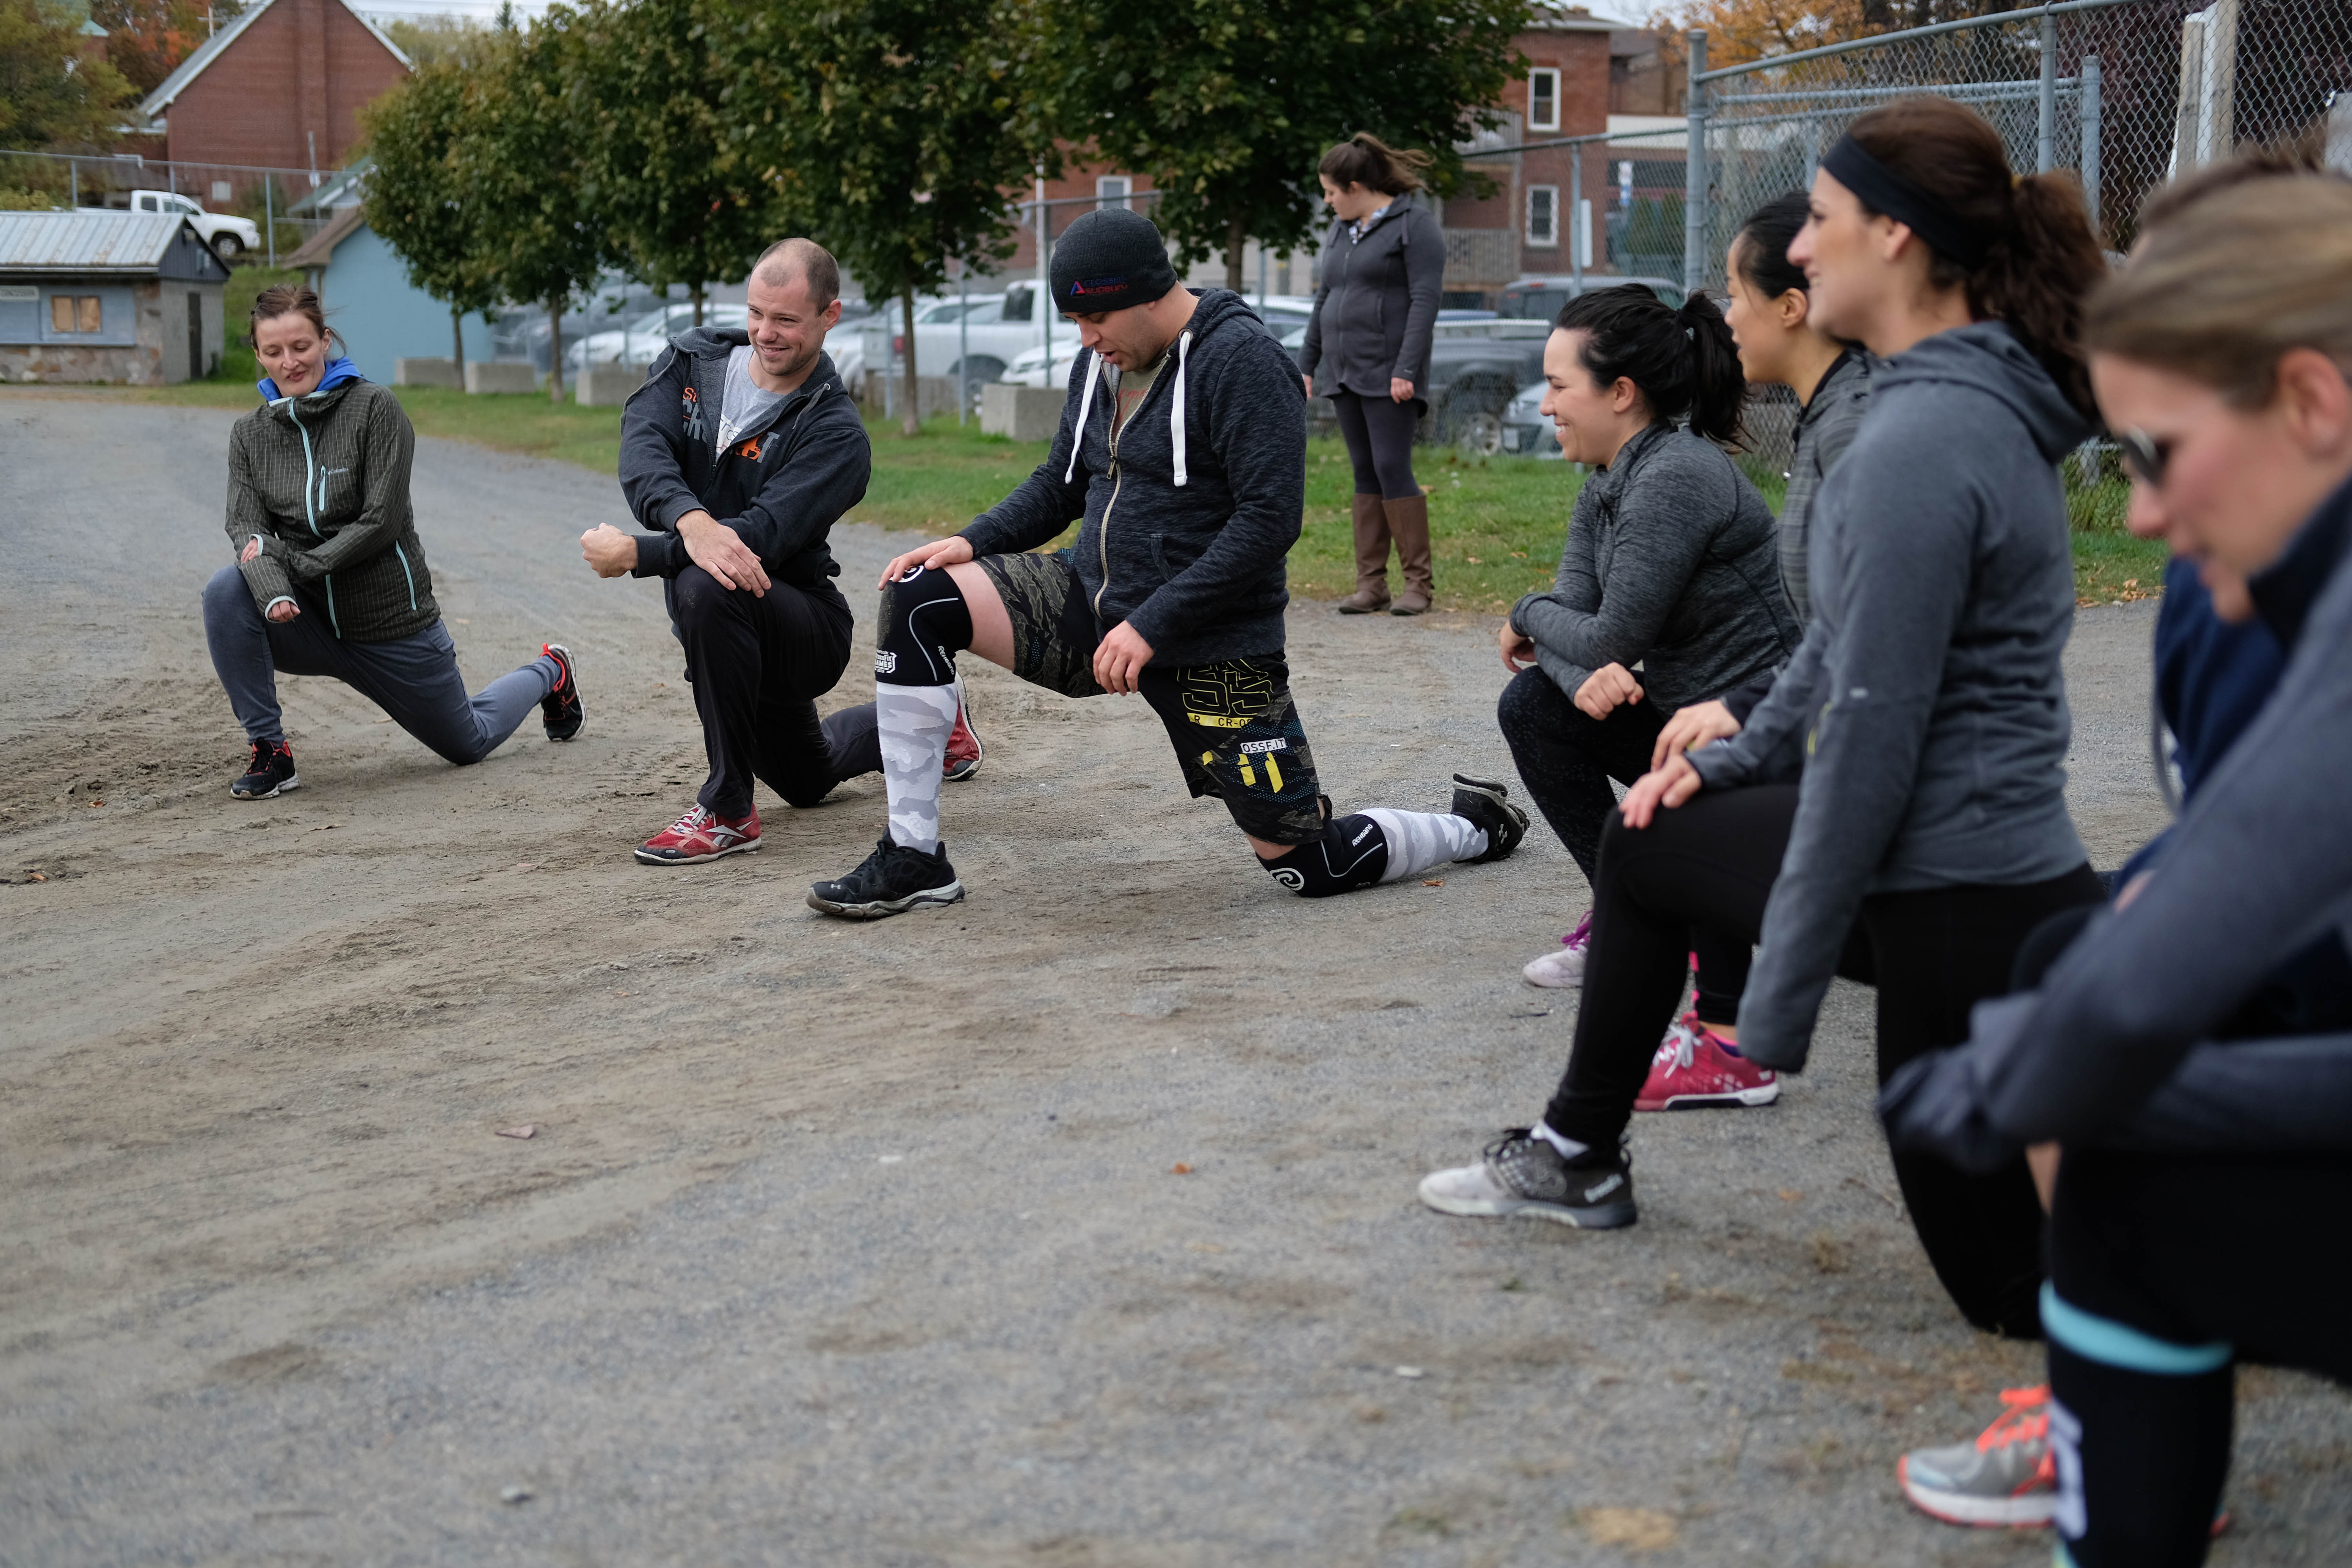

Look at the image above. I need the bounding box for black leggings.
[1330,388,1420,500]
[2047,1149,2352,1568]
[1541,783,2103,1338]
[1497,667,1749,1024]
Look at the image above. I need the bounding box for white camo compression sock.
[1534,1121,1592,1161]
[877,682,959,853]
[1358,808,1487,883]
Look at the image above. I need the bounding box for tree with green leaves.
[0,0,136,151]
[360,55,502,377]
[1034,0,1523,289]
[564,0,773,327]
[711,0,1053,435]
[461,8,603,403]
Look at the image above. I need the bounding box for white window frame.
[1528,67,1562,132]
[1526,184,1560,247]
[1096,176,1132,211]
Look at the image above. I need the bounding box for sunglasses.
[2116,426,2174,488]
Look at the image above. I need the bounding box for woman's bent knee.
[202,563,254,622]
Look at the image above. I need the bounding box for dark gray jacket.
[618,330,869,601]
[1882,472,2352,1166]
[1510,423,1798,715]
[227,379,438,643]
[1296,193,1445,402]
[1692,321,2091,1069]
[961,289,1304,666]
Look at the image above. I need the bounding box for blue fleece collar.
[259,356,364,403]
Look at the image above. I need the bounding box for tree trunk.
[691,284,704,328]
[1225,215,1247,294]
[547,297,564,405]
[900,288,920,438]
[450,306,465,381]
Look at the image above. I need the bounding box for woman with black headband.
[1420,95,2106,1341]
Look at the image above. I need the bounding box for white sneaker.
[1523,912,1593,988]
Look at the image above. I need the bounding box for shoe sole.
[1336,603,1389,615]
[1896,1460,2055,1529]
[231,774,299,799]
[634,838,761,865]
[942,759,980,782]
[1523,965,1583,989]
[1452,774,1528,863]
[1635,1082,1782,1112]
[542,645,583,740]
[806,880,966,919]
[1417,1178,1636,1230]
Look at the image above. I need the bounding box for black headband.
[1820,134,1993,269]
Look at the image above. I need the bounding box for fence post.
[2080,54,2103,238]
[1683,29,1708,296]
[1570,146,1583,292]
[957,260,969,427]
[69,159,77,209]
[265,178,274,267]
[2037,9,2058,174]
[1035,171,1050,371]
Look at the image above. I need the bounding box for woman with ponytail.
[1503,281,1797,1011]
[1423,98,2107,1345]
[1299,132,1445,613]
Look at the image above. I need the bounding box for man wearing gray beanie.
[808,207,1528,918]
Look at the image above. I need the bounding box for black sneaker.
[1417,1129,1637,1228]
[231,738,299,799]
[807,837,966,919]
[540,643,584,741]
[1450,773,1528,863]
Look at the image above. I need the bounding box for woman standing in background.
[1298,132,1446,615]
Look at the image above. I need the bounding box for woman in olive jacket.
[200,285,583,799]
[1298,132,1446,615]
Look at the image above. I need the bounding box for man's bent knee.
[1259,813,1390,898]
[672,565,752,631]
[876,563,973,685]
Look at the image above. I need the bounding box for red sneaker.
[634,802,762,865]
[943,676,984,782]
[1634,1012,1780,1111]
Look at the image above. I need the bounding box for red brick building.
[136,0,409,179]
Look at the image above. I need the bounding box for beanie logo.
[1069,276,1128,296]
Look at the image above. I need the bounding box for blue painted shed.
[283,205,496,384]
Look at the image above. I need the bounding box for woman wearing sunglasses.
[1883,156,2352,1566]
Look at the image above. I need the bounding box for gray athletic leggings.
[201,564,556,765]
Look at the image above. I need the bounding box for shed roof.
[285,203,368,270]
[0,211,225,275]
[138,0,410,119]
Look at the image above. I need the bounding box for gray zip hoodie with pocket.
[959,289,1303,666]
[1690,321,2092,1069]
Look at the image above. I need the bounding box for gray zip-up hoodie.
[1296,192,1446,402]
[1692,321,2091,1069]
[1511,422,1798,713]
[1882,472,2352,1165]
[960,289,1303,666]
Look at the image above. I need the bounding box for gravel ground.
[3,390,2345,1567]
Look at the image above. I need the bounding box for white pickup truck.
[118,191,262,262]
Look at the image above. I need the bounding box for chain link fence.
[0,149,344,265]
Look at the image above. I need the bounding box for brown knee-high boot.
[1385,493,1434,615]
[1337,492,1392,613]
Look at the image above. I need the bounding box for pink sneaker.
[1523,912,1593,988]
[634,802,762,865]
[1635,1012,1780,1111]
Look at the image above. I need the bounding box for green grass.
[129,376,2160,608]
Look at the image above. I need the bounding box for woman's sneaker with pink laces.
[1523,912,1593,988]
[1635,1012,1780,1111]
[634,803,762,864]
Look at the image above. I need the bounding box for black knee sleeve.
[876,563,973,686]
[1261,813,1389,898]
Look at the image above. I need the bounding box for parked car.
[116,190,260,263]
[1500,380,1563,459]
[866,286,1053,410]
[1496,274,1686,322]
[564,303,747,369]
[999,299,1311,392]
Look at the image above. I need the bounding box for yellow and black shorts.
[977,549,1327,845]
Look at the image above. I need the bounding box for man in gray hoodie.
[806,208,1527,918]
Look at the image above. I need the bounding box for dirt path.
[3,391,2343,1565]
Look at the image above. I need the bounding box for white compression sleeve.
[877,682,959,854]
[1358,808,1488,883]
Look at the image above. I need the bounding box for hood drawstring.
[1063,351,1102,484]
[1170,330,1193,488]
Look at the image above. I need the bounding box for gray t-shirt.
[715,346,782,451]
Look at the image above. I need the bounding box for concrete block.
[465,361,539,396]
[577,361,644,407]
[395,358,463,390]
[877,373,962,423]
[980,383,1067,443]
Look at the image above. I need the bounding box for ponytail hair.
[1318,132,1435,197]
[1733,190,1812,301]
[1554,283,1748,446]
[1843,97,2106,419]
